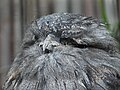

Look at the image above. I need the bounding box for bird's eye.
[46,21,49,25]
[35,35,39,40]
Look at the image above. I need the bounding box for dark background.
[0,0,120,89]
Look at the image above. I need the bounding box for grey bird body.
[3,13,120,90]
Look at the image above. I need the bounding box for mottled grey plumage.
[3,13,120,90]
[22,13,118,53]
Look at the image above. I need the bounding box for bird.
[22,13,118,53]
[3,13,120,90]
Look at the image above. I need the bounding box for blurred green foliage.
[98,0,120,50]
[98,0,110,29]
